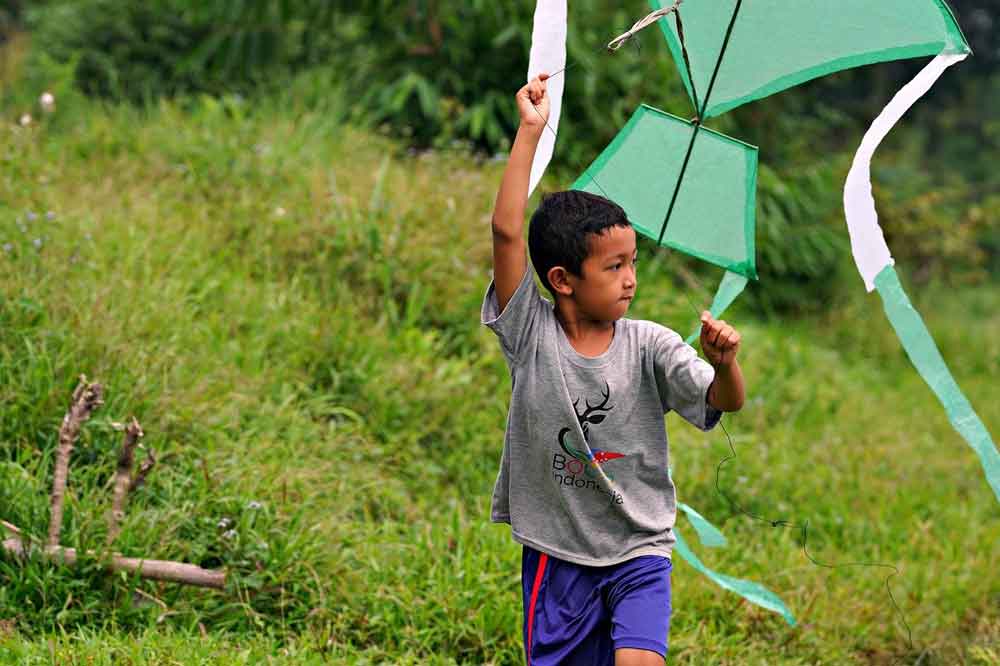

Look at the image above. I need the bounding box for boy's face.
[572,225,638,321]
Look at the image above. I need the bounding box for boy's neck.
[554,300,616,357]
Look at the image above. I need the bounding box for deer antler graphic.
[574,381,613,442]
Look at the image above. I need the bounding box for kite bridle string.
[531,13,917,655]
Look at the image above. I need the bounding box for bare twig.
[48,377,103,547]
[129,446,157,493]
[132,586,168,610]
[2,528,225,589]
[1,520,24,538]
[108,417,143,544]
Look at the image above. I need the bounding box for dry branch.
[107,417,143,544]
[48,377,103,547]
[2,527,225,589]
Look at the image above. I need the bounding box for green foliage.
[23,0,687,167]
[340,1,687,167]
[21,0,345,102]
[746,163,851,314]
[24,0,212,101]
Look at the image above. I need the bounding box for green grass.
[1,67,998,664]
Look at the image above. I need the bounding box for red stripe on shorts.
[526,553,548,665]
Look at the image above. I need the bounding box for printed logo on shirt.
[553,382,626,505]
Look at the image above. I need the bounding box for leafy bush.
[24,0,686,165]
[23,0,335,101]
[24,0,214,101]
[339,0,689,168]
[747,163,851,314]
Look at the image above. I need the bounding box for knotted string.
[607,1,683,52]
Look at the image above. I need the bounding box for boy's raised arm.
[491,74,550,313]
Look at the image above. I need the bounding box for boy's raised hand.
[491,74,551,314]
[516,74,551,130]
[700,311,741,367]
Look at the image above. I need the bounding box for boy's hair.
[528,190,631,296]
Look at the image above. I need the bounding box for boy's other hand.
[517,74,550,130]
[700,311,740,367]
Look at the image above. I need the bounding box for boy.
[481,74,745,666]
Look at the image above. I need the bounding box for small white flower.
[18,114,32,127]
[222,529,238,540]
[32,238,42,249]
[40,92,55,113]
[247,501,263,510]
[217,518,233,529]
[26,211,37,221]
[274,207,286,218]
[2,243,12,253]
[45,211,55,221]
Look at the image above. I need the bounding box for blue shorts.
[521,546,672,666]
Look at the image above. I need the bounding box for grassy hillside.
[0,79,998,663]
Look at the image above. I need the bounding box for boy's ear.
[548,266,574,297]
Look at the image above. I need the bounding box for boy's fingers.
[528,80,545,105]
[720,331,741,353]
[712,321,729,346]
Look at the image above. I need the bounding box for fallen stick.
[2,528,225,589]
[48,377,103,547]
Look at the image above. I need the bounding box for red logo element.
[592,450,625,465]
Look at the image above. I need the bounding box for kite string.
[676,285,915,653]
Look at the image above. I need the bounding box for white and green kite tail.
[843,52,1000,503]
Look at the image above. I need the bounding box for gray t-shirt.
[481,266,721,566]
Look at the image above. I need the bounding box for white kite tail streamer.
[527,0,567,196]
[843,52,968,292]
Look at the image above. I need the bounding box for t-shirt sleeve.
[650,324,722,431]
[481,264,547,367]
